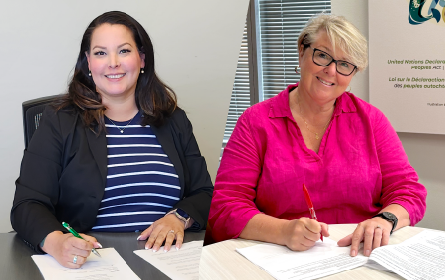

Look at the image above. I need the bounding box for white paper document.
[236,237,368,280]
[32,248,140,280]
[369,230,445,280]
[134,240,202,280]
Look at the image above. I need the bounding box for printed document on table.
[236,237,368,280]
[369,230,445,280]
[134,240,202,280]
[32,247,140,280]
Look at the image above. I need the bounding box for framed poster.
[369,0,445,134]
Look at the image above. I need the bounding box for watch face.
[383,212,396,221]
[176,209,189,219]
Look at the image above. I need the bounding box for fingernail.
[96,242,103,248]
[176,246,179,251]
[137,235,142,241]
[365,250,370,256]
[164,249,168,253]
[152,249,157,252]
[144,246,148,250]
[351,250,356,257]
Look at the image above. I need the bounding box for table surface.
[0,230,205,280]
[199,224,427,280]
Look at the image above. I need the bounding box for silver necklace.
[106,115,135,134]
[297,93,333,140]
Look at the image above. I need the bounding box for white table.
[199,224,426,280]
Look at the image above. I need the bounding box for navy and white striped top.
[91,113,181,232]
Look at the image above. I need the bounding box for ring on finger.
[376,225,382,229]
[168,230,175,234]
[73,255,78,264]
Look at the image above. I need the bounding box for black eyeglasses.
[310,47,357,76]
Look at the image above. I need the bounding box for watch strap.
[166,209,191,228]
[372,212,398,234]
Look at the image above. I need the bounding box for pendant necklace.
[106,115,135,134]
[297,94,332,140]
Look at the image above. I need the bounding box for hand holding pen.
[278,185,328,251]
[62,222,102,257]
[303,184,327,242]
[39,223,102,268]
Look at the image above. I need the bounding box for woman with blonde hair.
[208,14,426,257]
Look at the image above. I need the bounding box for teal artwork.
[409,0,445,25]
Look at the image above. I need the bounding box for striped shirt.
[92,113,181,232]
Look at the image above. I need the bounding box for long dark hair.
[55,11,177,132]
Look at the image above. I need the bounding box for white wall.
[332,0,445,231]
[0,0,249,232]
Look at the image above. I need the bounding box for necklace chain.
[297,95,332,140]
[106,115,135,134]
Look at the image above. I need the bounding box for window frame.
[222,0,332,150]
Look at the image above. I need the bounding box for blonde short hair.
[297,14,368,72]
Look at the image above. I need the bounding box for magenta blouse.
[209,83,427,242]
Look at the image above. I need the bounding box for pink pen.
[303,184,323,242]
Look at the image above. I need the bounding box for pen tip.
[93,249,102,257]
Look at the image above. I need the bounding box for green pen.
[62,222,101,257]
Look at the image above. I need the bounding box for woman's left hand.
[337,217,393,257]
[137,214,185,252]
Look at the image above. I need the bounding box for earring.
[140,68,144,74]
[88,70,92,77]
[294,65,300,74]
[346,85,351,92]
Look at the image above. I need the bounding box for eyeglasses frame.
[309,47,357,76]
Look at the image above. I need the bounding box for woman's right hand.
[281,217,329,251]
[41,231,101,268]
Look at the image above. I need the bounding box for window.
[257,0,331,101]
[223,23,250,144]
[222,0,331,146]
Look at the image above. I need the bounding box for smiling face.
[86,23,145,101]
[298,31,354,106]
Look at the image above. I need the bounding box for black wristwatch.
[372,212,398,234]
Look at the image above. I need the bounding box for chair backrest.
[22,95,61,149]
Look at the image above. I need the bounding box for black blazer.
[11,106,214,252]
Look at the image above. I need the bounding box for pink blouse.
[209,84,427,242]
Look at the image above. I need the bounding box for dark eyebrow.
[92,45,106,51]
[118,43,132,48]
[92,43,132,51]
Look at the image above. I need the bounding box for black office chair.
[22,95,61,149]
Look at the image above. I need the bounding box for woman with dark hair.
[11,11,213,268]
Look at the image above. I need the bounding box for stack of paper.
[237,237,368,280]
[32,248,140,280]
[368,230,445,280]
[237,230,445,280]
[134,240,202,280]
